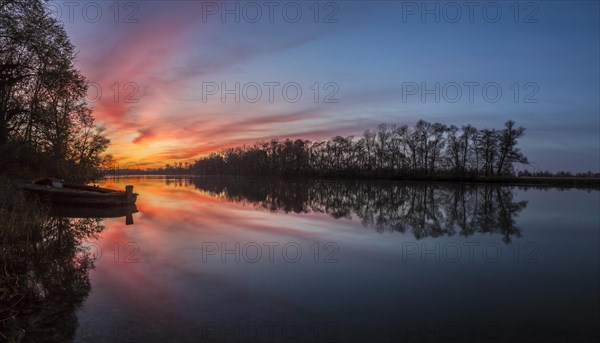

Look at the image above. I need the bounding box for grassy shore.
[1,177,99,342]
[0,178,49,243]
[0,178,50,341]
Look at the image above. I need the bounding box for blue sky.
[56,1,599,171]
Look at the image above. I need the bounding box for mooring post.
[125,203,136,225]
[126,212,134,225]
[125,185,134,203]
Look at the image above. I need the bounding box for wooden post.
[125,185,134,203]
[125,203,136,225]
[125,212,134,225]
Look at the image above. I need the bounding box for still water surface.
[70,176,598,342]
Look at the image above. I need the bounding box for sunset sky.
[55,1,599,171]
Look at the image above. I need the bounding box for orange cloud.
[66,3,353,169]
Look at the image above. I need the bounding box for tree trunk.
[0,118,8,144]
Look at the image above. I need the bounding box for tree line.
[0,0,109,181]
[156,119,528,179]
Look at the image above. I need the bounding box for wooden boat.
[23,177,138,206]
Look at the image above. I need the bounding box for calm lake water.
[67,176,598,342]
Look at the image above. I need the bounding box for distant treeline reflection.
[171,177,528,243]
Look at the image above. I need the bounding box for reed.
[0,178,49,342]
[0,178,49,245]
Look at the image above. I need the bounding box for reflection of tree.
[188,177,527,243]
[0,217,103,342]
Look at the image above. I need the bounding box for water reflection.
[186,177,528,243]
[68,176,598,343]
[0,217,103,342]
[51,203,138,225]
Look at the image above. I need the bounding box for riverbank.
[105,173,600,189]
[0,177,48,241]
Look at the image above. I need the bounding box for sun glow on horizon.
[60,1,598,172]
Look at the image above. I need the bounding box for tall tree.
[185,120,529,179]
[496,120,527,175]
[1,0,109,180]
[478,129,498,176]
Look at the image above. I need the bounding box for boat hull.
[23,184,138,206]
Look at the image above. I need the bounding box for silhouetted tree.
[496,120,528,176]
[178,119,529,179]
[0,0,109,180]
[477,128,498,176]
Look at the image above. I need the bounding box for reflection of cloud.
[92,178,327,336]
[102,177,330,245]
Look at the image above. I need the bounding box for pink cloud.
[64,3,352,167]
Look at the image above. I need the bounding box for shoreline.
[100,174,600,189]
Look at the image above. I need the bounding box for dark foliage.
[1,0,110,181]
[186,176,528,243]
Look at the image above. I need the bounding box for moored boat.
[23,178,138,206]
